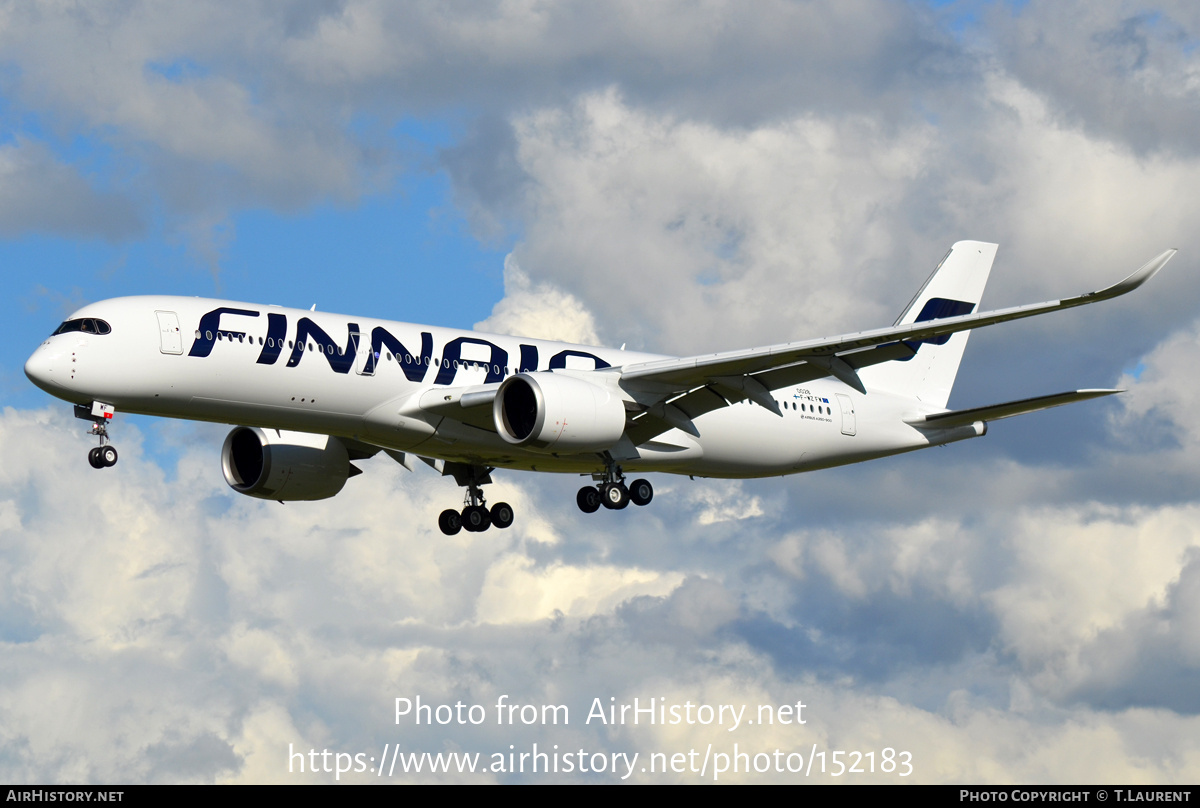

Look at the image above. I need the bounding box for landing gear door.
[155,311,183,355]
[836,393,856,436]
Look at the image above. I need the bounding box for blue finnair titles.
[186,304,611,383]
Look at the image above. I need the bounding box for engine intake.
[493,372,627,452]
[221,427,353,501]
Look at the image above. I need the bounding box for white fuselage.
[25,295,974,479]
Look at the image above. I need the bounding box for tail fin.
[857,241,997,408]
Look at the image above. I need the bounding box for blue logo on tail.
[896,297,975,360]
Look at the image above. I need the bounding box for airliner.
[24,242,1174,534]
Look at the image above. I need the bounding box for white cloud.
[989,503,1200,677]
[1114,318,1200,450]
[476,555,683,623]
[0,140,141,240]
[988,1,1200,157]
[475,255,601,345]
[506,88,936,353]
[0,0,951,246]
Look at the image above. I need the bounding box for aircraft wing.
[618,249,1173,392]
[616,249,1172,441]
[619,247,1171,388]
[398,250,1169,447]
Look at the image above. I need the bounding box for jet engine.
[221,427,356,501]
[493,372,627,452]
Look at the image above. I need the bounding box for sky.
[3,0,1200,784]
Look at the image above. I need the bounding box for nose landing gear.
[76,402,118,469]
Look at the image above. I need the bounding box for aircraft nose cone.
[24,345,59,393]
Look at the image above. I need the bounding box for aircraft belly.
[673,392,931,478]
[678,404,812,476]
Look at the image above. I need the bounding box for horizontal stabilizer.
[905,389,1122,430]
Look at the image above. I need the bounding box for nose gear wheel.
[77,402,119,469]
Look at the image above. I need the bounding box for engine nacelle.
[493,372,628,452]
[221,427,352,501]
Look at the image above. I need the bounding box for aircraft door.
[836,393,856,436]
[156,311,183,355]
[354,331,375,376]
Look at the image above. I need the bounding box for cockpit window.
[52,318,112,336]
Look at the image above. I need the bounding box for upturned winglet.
[1085,249,1176,301]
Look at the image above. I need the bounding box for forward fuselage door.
[354,329,374,376]
[155,311,183,355]
[836,393,856,436]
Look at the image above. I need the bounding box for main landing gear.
[438,463,514,536]
[76,402,118,469]
[576,461,653,514]
[433,459,652,535]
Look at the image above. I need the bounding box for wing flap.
[624,341,925,443]
[626,386,727,444]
